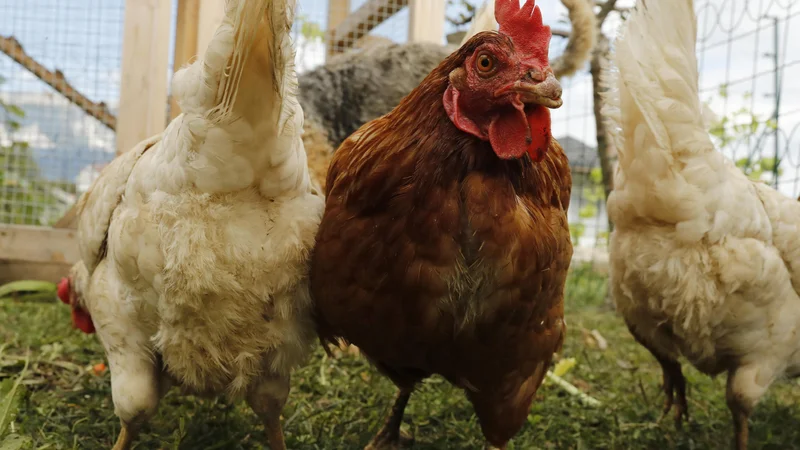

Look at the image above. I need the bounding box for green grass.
[2,265,800,449]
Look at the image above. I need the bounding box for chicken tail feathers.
[601,0,721,226]
[169,0,312,196]
[172,0,300,136]
[550,0,596,79]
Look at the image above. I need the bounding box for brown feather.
[310,30,573,447]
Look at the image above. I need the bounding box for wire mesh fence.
[537,0,799,267]
[0,0,124,226]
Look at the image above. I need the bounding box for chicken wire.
[294,0,410,72]
[538,0,800,265]
[0,0,125,226]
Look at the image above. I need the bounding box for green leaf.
[578,204,598,219]
[0,280,57,300]
[0,356,29,439]
[760,157,778,173]
[735,157,750,170]
[589,167,604,185]
[569,223,585,243]
[0,434,32,450]
[765,119,778,130]
[718,83,729,99]
[6,105,24,118]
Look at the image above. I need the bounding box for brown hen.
[310,1,573,448]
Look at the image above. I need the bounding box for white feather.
[72,0,323,438]
[605,0,800,428]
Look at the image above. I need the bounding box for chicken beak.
[515,71,563,109]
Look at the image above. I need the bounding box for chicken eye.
[476,53,495,74]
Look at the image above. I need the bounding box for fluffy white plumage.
[71,1,323,448]
[603,0,800,447]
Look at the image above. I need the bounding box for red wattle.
[57,277,70,305]
[488,105,551,161]
[71,306,96,334]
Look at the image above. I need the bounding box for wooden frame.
[115,0,172,155]
[0,225,78,283]
[196,0,227,62]
[328,0,408,55]
[407,0,446,44]
[170,0,202,120]
[326,0,351,57]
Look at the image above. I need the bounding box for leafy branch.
[446,0,479,28]
[707,85,780,183]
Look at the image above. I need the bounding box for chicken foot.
[364,389,414,450]
[625,322,688,427]
[246,373,290,450]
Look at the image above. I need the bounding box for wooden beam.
[0,225,78,265]
[0,35,116,131]
[53,206,78,229]
[329,0,408,55]
[0,260,73,284]
[116,0,172,155]
[407,0,445,44]
[326,0,351,57]
[196,0,226,61]
[170,0,201,121]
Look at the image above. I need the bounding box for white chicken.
[57,0,323,448]
[603,1,800,449]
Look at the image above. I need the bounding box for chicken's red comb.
[495,0,552,69]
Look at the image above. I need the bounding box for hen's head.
[443,0,560,162]
[57,264,95,334]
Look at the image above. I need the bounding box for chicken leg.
[726,364,776,450]
[364,389,414,450]
[625,322,688,427]
[111,422,137,450]
[246,373,290,450]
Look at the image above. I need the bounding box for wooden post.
[170,0,201,120]
[116,0,172,155]
[197,0,226,60]
[326,0,351,57]
[408,0,446,44]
